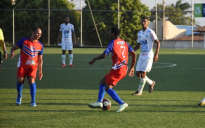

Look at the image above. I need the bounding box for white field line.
[1,62,178,70]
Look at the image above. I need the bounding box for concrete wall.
[157,40,205,49]
[149,21,186,40]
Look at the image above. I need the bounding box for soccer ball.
[102,98,111,110]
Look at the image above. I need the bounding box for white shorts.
[61,41,73,50]
[136,57,153,72]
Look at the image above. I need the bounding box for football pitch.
[0,48,205,128]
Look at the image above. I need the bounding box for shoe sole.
[132,93,142,96]
[116,104,128,112]
[88,105,102,108]
[149,81,156,93]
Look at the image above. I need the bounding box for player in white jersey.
[132,16,160,96]
[57,17,76,67]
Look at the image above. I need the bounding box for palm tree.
[171,0,191,14]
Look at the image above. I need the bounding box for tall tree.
[171,0,191,14]
[150,4,194,25]
[82,0,150,46]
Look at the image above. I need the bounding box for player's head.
[110,27,120,40]
[31,27,42,41]
[141,16,149,29]
[64,17,69,24]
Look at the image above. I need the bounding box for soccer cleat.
[132,91,142,96]
[198,98,205,106]
[116,103,128,112]
[88,102,103,108]
[69,64,74,67]
[149,81,156,93]
[31,102,37,107]
[16,96,22,105]
[61,64,66,67]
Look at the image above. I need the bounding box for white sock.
[62,55,66,65]
[138,78,146,94]
[146,76,153,85]
[69,54,73,65]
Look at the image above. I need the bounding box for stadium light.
[11,0,15,5]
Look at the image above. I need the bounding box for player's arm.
[153,39,160,62]
[133,43,140,51]
[57,31,62,44]
[10,45,19,59]
[72,32,76,45]
[128,50,137,77]
[38,55,43,80]
[0,39,7,61]
[89,53,107,65]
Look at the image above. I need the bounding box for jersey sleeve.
[103,41,114,56]
[59,24,62,31]
[71,25,75,33]
[127,43,134,53]
[150,30,158,42]
[38,42,44,55]
[17,38,27,49]
[0,29,4,40]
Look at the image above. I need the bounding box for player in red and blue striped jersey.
[10,27,44,107]
[88,27,136,112]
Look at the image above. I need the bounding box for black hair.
[111,27,120,36]
[32,27,41,32]
[141,16,149,21]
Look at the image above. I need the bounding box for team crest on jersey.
[30,46,35,51]
[117,41,125,44]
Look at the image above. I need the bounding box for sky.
[69,0,205,26]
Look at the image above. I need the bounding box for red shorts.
[105,66,127,86]
[17,66,37,80]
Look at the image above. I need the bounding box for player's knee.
[136,72,140,77]
[17,78,24,84]
[28,77,35,84]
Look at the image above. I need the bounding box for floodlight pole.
[13,0,23,46]
[80,0,82,47]
[118,0,120,28]
[48,0,50,46]
[155,0,158,36]
[191,0,193,49]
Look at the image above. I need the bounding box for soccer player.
[132,16,160,96]
[88,27,136,112]
[57,17,76,67]
[0,28,7,71]
[10,27,44,106]
[198,97,205,106]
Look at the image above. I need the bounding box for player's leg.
[105,71,128,112]
[145,58,155,93]
[28,69,38,106]
[68,42,74,67]
[61,42,66,67]
[16,77,24,105]
[88,77,106,108]
[68,50,74,67]
[105,85,128,112]
[132,58,144,95]
[16,67,25,105]
[28,77,37,106]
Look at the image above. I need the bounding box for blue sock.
[97,85,106,102]
[106,88,124,105]
[30,83,36,103]
[16,82,23,98]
